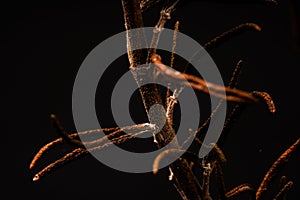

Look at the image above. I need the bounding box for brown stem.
[50,114,84,147]
[214,161,227,200]
[226,184,255,199]
[121,1,204,199]
[151,53,258,103]
[256,137,300,200]
[273,181,293,200]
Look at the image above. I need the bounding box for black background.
[4,1,300,199]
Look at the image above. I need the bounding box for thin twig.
[32,148,87,182]
[184,23,261,69]
[29,123,153,169]
[29,129,117,170]
[273,181,293,200]
[165,94,178,126]
[182,60,244,147]
[217,103,245,145]
[165,21,180,104]
[32,128,153,181]
[193,100,224,138]
[50,114,84,147]
[202,161,213,199]
[204,23,261,50]
[151,53,258,103]
[228,60,243,88]
[214,161,227,200]
[256,137,300,200]
[226,183,255,199]
[152,148,201,175]
[217,90,275,146]
[194,138,227,163]
[140,0,161,11]
[147,0,180,62]
[83,123,156,148]
[170,21,180,69]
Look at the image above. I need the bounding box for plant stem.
[121,0,203,199]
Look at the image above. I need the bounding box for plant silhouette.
[29,0,299,199]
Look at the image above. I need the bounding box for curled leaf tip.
[246,23,262,31]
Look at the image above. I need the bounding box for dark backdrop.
[4,1,300,199]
